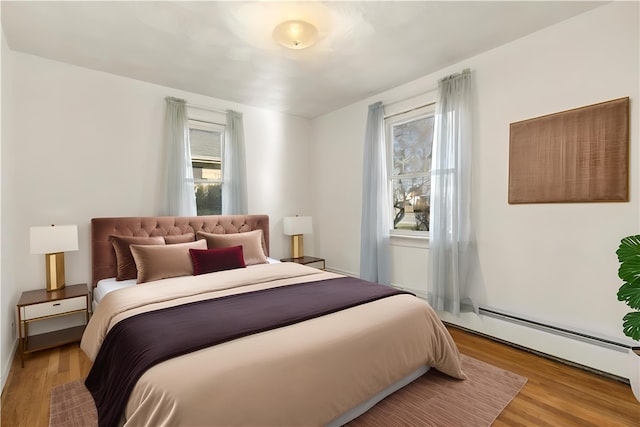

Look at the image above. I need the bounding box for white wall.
[0,50,314,383]
[0,23,16,390]
[312,2,639,378]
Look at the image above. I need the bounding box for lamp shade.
[283,216,313,236]
[30,225,79,254]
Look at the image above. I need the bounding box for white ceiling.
[2,1,606,118]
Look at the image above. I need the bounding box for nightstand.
[280,256,326,270]
[17,283,90,367]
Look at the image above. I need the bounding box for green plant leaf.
[619,264,640,282]
[617,235,640,340]
[617,282,640,310]
[622,312,640,341]
[617,235,640,260]
[617,235,640,282]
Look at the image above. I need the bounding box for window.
[189,120,224,215]
[386,104,435,234]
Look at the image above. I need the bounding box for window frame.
[385,103,436,238]
[188,119,225,215]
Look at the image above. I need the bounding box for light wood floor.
[1,325,639,426]
[448,327,640,426]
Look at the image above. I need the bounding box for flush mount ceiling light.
[272,20,319,50]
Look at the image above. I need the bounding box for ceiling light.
[272,20,318,50]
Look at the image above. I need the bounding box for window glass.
[393,117,433,175]
[189,121,224,215]
[386,105,435,233]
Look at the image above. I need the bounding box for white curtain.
[222,110,248,214]
[429,69,474,314]
[163,97,197,216]
[360,101,391,285]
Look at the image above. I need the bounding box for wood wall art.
[508,97,629,204]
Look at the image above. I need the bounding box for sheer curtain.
[163,97,197,216]
[222,110,248,214]
[360,101,391,285]
[429,69,474,314]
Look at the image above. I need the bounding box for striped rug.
[50,354,526,427]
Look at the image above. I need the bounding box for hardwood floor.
[1,341,92,427]
[448,327,640,426]
[1,326,638,426]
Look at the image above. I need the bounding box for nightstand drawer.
[21,296,86,320]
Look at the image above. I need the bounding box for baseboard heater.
[478,306,631,353]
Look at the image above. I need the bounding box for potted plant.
[616,235,640,401]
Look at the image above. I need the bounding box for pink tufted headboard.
[91,215,269,287]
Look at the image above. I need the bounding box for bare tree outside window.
[388,110,434,232]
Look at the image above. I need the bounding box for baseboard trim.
[478,306,631,352]
[444,322,630,384]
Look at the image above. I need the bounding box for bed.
[81,214,466,427]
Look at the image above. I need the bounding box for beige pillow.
[109,235,165,281]
[196,230,268,266]
[130,239,207,284]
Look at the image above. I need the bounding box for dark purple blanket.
[84,276,411,427]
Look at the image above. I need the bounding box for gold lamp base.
[291,235,304,259]
[45,252,66,292]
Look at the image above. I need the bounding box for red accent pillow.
[189,246,246,275]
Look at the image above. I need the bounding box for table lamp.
[283,216,312,259]
[30,224,79,291]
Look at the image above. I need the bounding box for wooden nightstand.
[280,256,326,270]
[17,283,90,367]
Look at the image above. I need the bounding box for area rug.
[50,354,526,427]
